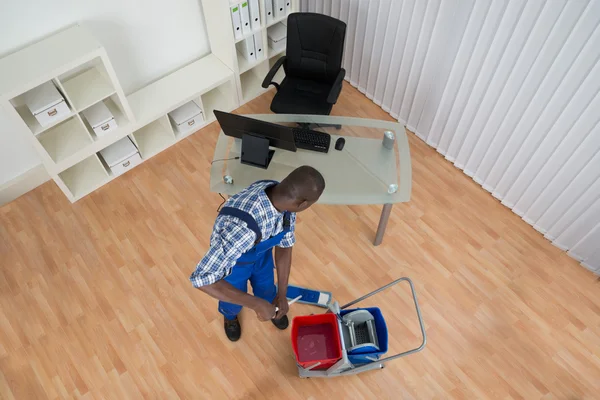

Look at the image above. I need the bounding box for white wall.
[304,0,600,273]
[0,0,211,185]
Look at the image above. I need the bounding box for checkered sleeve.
[278,212,296,248]
[189,217,257,288]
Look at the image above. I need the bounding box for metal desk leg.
[374,204,393,246]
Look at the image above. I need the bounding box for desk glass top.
[210,114,411,205]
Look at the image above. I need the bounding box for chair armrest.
[262,56,286,89]
[327,68,346,104]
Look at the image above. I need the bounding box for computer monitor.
[214,110,296,169]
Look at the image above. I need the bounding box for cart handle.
[340,277,426,365]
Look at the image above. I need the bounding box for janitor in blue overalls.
[190,166,325,341]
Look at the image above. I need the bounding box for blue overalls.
[216,198,292,320]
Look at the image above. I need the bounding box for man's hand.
[273,293,289,320]
[253,299,277,321]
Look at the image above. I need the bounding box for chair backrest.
[285,13,346,84]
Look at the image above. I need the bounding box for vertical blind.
[300,0,600,273]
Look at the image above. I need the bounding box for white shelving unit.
[1,3,294,202]
[201,0,297,104]
[0,25,237,202]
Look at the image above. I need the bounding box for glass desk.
[210,114,412,245]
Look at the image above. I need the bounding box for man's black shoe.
[271,315,289,330]
[224,317,241,341]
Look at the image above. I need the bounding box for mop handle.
[273,295,302,317]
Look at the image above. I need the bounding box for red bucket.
[291,313,342,370]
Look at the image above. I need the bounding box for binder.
[249,0,261,31]
[275,0,285,19]
[237,37,256,62]
[240,1,252,36]
[230,5,243,40]
[265,0,274,24]
[253,32,264,60]
[284,0,291,14]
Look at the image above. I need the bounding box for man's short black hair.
[280,166,325,201]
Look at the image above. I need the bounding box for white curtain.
[300,0,600,273]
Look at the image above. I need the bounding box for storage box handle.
[47,108,57,116]
[188,120,195,126]
[101,124,110,131]
[122,161,130,167]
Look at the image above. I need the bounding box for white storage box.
[267,22,287,53]
[24,81,70,128]
[82,101,118,137]
[99,137,142,177]
[168,101,204,134]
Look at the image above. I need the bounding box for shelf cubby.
[58,154,109,200]
[167,99,205,139]
[240,62,269,103]
[268,45,286,60]
[59,62,116,111]
[9,80,75,136]
[237,50,267,74]
[80,95,129,141]
[132,116,176,159]
[201,80,237,122]
[37,117,93,164]
[14,103,76,137]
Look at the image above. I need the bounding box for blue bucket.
[340,307,388,365]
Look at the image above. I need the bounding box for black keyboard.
[292,128,331,153]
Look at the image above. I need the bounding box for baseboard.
[567,250,584,262]
[581,262,599,274]
[515,209,527,218]
[551,241,568,251]
[0,164,50,206]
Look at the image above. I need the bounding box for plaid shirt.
[190,181,296,288]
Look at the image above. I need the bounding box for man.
[190,166,326,341]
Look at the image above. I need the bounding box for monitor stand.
[240,133,275,169]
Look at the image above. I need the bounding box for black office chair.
[261,13,347,116]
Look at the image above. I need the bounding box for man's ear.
[297,200,309,210]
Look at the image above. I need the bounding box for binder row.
[236,33,264,64]
[230,0,292,41]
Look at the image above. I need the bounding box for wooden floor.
[1,83,599,399]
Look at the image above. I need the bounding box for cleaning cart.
[290,277,426,378]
